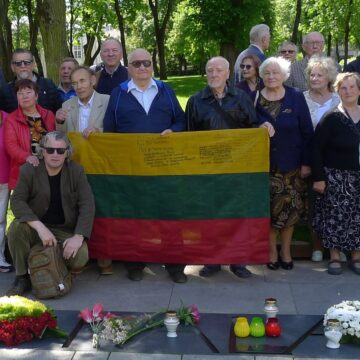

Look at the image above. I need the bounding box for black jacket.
[344,56,360,73]
[0,73,62,114]
[185,83,258,131]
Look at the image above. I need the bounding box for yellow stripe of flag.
[69,128,269,176]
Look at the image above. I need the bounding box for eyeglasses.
[12,60,33,67]
[240,64,253,70]
[42,147,68,155]
[130,60,152,68]
[280,50,295,54]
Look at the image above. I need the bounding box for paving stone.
[169,278,296,314]
[73,351,110,360]
[109,353,181,359]
[183,355,254,359]
[256,356,294,360]
[290,282,360,315]
[0,349,74,360]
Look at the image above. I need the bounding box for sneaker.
[340,252,347,262]
[0,265,14,273]
[311,250,323,262]
[6,276,32,296]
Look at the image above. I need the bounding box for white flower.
[342,322,349,329]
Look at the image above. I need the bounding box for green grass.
[164,75,207,110]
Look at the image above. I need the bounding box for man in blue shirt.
[103,48,187,283]
[58,57,78,102]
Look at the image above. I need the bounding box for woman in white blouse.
[304,56,340,263]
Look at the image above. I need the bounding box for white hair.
[302,32,324,44]
[278,40,298,53]
[205,56,230,71]
[250,24,270,43]
[259,57,291,81]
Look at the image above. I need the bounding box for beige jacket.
[57,90,109,133]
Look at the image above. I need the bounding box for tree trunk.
[220,42,237,78]
[343,0,353,67]
[0,0,13,81]
[114,0,128,66]
[152,47,159,78]
[291,0,302,44]
[327,34,332,57]
[27,0,44,76]
[148,0,174,80]
[335,40,340,62]
[68,0,75,58]
[38,0,68,81]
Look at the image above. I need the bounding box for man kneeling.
[6,131,95,296]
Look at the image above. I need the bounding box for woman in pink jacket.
[4,79,55,190]
[0,110,12,272]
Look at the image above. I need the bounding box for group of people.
[0,24,359,296]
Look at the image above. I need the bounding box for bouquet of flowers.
[324,300,360,344]
[80,302,200,348]
[0,296,67,346]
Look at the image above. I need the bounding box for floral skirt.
[270,168,307,229]
[313,167,360,251]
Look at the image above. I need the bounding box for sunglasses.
[43,147,68,155]
[240,64,253,70]
[12,60,33,67]
[280,50,295,54]
[130,60,152,68]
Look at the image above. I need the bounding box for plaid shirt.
[284,58,308,91]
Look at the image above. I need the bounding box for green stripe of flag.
[88,173,269,220]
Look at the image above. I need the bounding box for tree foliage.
[1,0,360,81]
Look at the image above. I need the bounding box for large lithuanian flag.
[69,128,270,264]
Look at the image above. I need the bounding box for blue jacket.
[253,86,314,172]
[103,79,185,133]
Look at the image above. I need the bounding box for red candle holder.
[265,317,281,337]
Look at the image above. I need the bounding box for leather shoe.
[6,276,32,296]
[99,265,113,275]
[127,268,143,281]
[348,260,360,275]
[266,262,280,270]
[199,266,221,277]
[328,260,342,275]
[230,265,252,278]
[280,259,294,270]
[169,271,187,283]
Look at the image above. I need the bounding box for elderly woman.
[254,57,314,270]
[278,41,298,63]
[304,56,340,262]
[312,73,360,275]
[236,54,264,95]
[4,79,55,190]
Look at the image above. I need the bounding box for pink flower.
[79,308,93,323]
[104,312,114,320]
[190,305,200,324]
[92,304,104,318]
